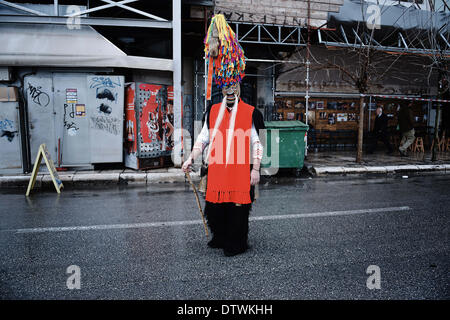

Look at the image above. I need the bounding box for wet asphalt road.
[0,174,449,300]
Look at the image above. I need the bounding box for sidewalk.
[1,151,450,189]
[306,150,450,176]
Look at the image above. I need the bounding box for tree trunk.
[431,104,440,162]
[356,95,365,163]
[432,69,444,162]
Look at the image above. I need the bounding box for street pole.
[173,0,182,166]
[368,95,372,132]
[305,0,311,157]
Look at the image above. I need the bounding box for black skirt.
[204,201,252,255]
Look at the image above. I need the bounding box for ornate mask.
[222,83,240,105]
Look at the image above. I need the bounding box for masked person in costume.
[182,14,264,257]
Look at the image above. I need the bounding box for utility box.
[0,95,22,173]
[262,120,309,169]
[24,73,124,167]
[124,82,175,170]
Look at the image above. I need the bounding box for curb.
[312,164,450,176]
[0,170,201,188]
[1,164,449,187]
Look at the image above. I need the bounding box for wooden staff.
[185,172,209,237]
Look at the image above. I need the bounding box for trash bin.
[262,120,309,169]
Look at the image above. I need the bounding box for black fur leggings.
[204,201,251,253]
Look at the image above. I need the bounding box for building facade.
[0,0,449,174]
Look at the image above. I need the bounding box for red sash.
[206,100,254,204]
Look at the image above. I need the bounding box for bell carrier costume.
[183,14,264,256]
[203,99,264,256]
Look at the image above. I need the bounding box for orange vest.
[206,100,254,204]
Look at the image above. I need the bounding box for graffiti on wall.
[96,88,116,115]
[0,118,17,142]
[90,115,120,136]
[96,88,116,102]
[98,103,112,114]
[89,76,121,90]
[89,77,121,117]
[86,76,123,136]
[27,83,50,107]
[215,10,306,26]
[63,103,79,136]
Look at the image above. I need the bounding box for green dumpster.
[262,120,309,169]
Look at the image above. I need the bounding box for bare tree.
[301,28,402,163]
[419,5,449,161]
[278,1,449,163]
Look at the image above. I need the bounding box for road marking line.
[3,206,410,234]
[250,206,411,221]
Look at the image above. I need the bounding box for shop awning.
[0,23,173,71]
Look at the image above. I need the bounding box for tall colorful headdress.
[204,14,246,101]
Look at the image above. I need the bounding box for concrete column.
[172,0,182,166]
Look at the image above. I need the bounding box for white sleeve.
[193,121,209,151]
[251,123,263,160]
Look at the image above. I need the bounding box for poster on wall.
[165,87,175,152]
[295,101,304,109]
[328,113,336,124]
[327,101,337,110]
[307,110,315,126]
[124,83,138,169]
[316,101,324,109]
[337,113,348,122]
[286,100,293,108]
[124,83,176,169]
[139,84,175,152]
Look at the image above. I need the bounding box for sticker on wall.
[68,127,78,136]
[66,88,78,104]
[75,104,86,117]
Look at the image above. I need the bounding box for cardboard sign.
[26,144,63,196]
[0,87,18,102]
